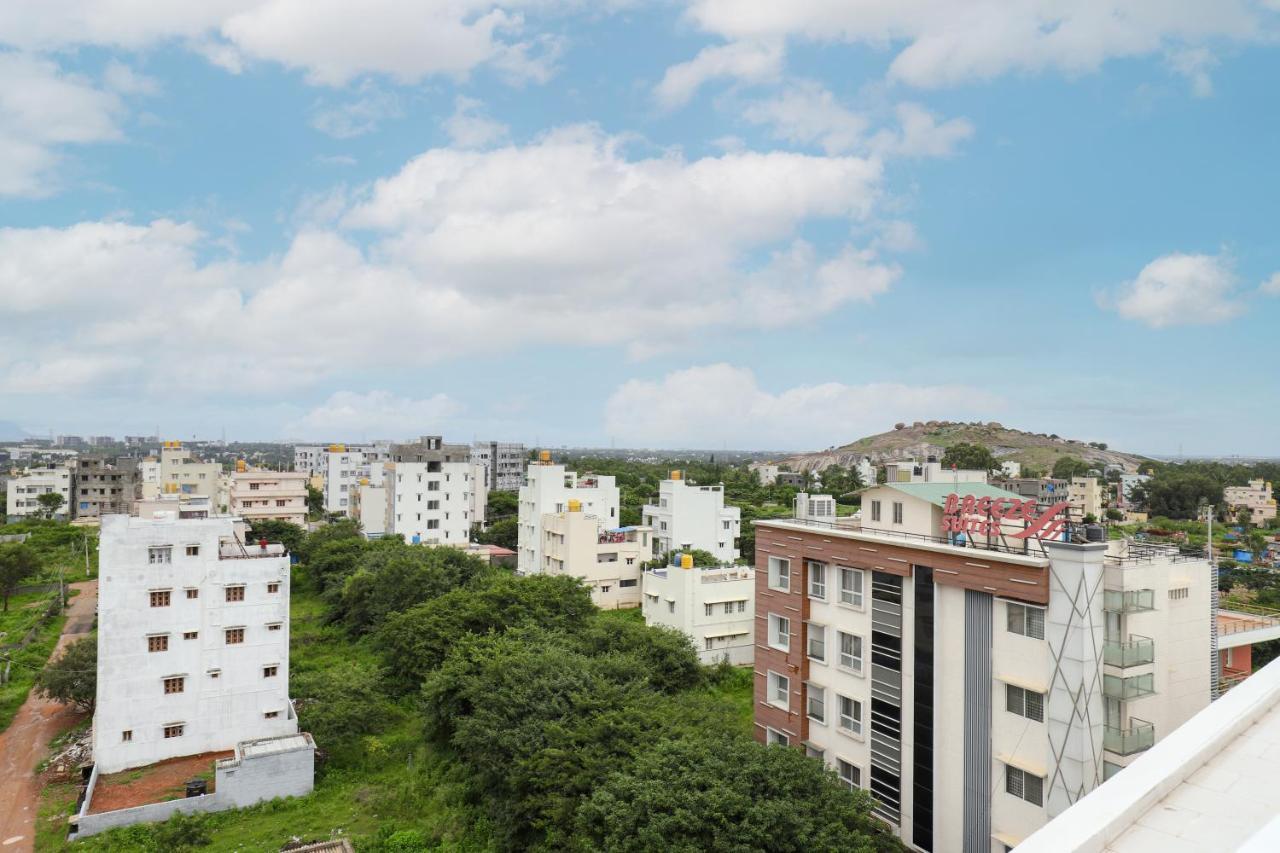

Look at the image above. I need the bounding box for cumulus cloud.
[604,364,1004,449]
[1261,272,1280,295]
[0,128,901,393]
[287,389,463,436]
[1108,252,1244,328]
[680,0,1266,90]
[1167,47,1218,98]
[742,81,867,154]
[310,86,403,138]
[869,103,973,158]
[654,40,783,108]
[444,96,509,148]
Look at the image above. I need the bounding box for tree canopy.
[1051,456,1093,480]
[0,542,41,612]
[36,491,65,518]
[940,442,1001,473]
[36,636,96,711]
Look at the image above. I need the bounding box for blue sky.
[1,1,1278,454]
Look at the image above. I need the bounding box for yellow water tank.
[360,477,369,486]
[235,459,247,472]
[680,553,693,569]
[671,470,682,481]
[539,450,551,464]
[568,499,582,512]
[328,444,346,453]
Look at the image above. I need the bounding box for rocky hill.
[784,421,1148,474]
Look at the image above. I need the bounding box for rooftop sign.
[942,493,1069,540]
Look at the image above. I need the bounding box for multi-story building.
[350,480,387,538]
[641,471,741,563]
[642,554,755,665]
[468,458,489,529]
[752,481,1212,852]
[1224,479,1277,526]
[5,466,73,519]
[517,455,619,575]
[470,441,527,492]
[1116,473,1150,510]
[1068,476,1104,522]
[94,514,297,774]
[541,506,649,608]
[750,463,780,486]
[293,442,390,479]
[999,461,1022,479]
[384,436,473,545]
[71,456,139,519]
[141,442,220,503]
[884,456,988,485]
[855,457,876,488]
[1001,477,1070,506]
[228,467,308,527]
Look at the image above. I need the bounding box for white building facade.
[542,508,648,609]
[5,466,73,519]
[94,514,297,775]
[470,441,527,492]
[384,437,473,545]
[642,557,755,665]
[517,458,619,575]
[641,473,741,563]
[229,469,308,527]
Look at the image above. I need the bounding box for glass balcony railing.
[1104,635,1155,668]
[1104,589,1155,613]
[1105,718,1155,756]
[1104,672,1156,701]
[1103,761,1123,781]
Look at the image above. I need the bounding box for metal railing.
[1218,602,1280,636]
[759,517,1051,559]
[1104,589,1155,613]
[1104,718,1154,756]
[1104,635,1155,668]
[1103,672,1156,701]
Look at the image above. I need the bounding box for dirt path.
[0,581,97,852]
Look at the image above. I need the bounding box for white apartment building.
[229,468,308,527]
[642,555,755,665]
[5,466,73,519]
[469,459,489,529]
[641,472,741,563]
[293,441,390,479]
[517,457,619,575]
[855,457,876,488]
[470,441,527,492]
[384,437,473,545]
[1116,473,1150,509]
[94,514,297,775]
[1224,478,1277,526]
[1000,461,1022,479]
[351,481,388,538]
[750,463,780,486]
[140,442,220,503]
[884,457,989,485]
[542,507,649,609]
[754,481,1213,852]
[1068,476,1104,522]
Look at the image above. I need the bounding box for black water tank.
[185,779,208,798]
[1085,524,1104,542]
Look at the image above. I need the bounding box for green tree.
[1248,529,1269,562]
[475,517,518,550]
[1105,508,1124,521]
[941,442,1000,473]
[296,518,362,564]
[305,484,324,519]
[1237,507,1254,529]
[1140,473,1222,520]
[1052,456,1093,480]
[647,548,719,569]
[574,734,901,853]
[35,636,96,711]
[487,491,518,520]
[245,519,306,555]
[292,659,396,753]
[36,491,65,518]
[0,542,41,612]
[335,544,487,634]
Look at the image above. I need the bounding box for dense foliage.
[0,542,41,611]
[244,519,306,556]
[35,636,96,711]
[940,442,1001,473]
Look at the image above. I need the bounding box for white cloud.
[742,81,867,154]
[654,40,783,108]
[310,86,403,138]
[681,0,1266,89]
[0,0,601,87]
[604,364,1003,449]
[0,53,126,196]
[287,389,463,436]
[1108,252,1244,328]
[102,60,160,96]
[1167,47,1218,97]
[444,96,509,149]
[1261,272,1280,295]
[869,102,973,158]
[0,129,902,393]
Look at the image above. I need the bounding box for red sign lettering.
[941,493,1069,541]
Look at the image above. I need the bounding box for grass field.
[0,592,71,732]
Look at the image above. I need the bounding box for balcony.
[1104,589,1155,613]
[1104,718,1154,756]
[1104,635,1155,668]
[1104,672,1155,701]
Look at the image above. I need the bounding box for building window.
[808,561,827,599]
[148,546,172,564]
[737,600,746,613]
[1169,587,1189,601]
[185,545,199,557]
[147,635,169,653]
[769,671,790,707]
[263,665,278,678]
[807,683,826,724]
[265,711,279,719]
[723,602,734,615]
[668,601,675,613]
[163,676,185,694]
[871,500,881,522]
[768,614,790,650]
[768,556,791,591]
[121,730,132,742]
[149,590,171,607]
[837,759,860,790]
[225,627,245,645]
[805,744,824,760]
[838,695,863,736]
[766,728,789,747]
[1005,684,1045,723]
[892,502,904,525]
[705,637,714,651]
[838,631,864,674]
[267,623,282,632]
[1007,603,1046,640]
[705,603,714,617]
[163,724,185,739]
[208,669,220,679]
[183,631,199,641]
[839,567,864,608]
[267,582,280,594]
[1005,765,1044,807]
[427,481,440,491]
[807,622,826,663]
[185,588,198,599]
[619,579,637,588]
[225,585,245,602]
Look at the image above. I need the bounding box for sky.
[1,1,1279,455]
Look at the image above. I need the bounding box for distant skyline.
[2,3,1278,455]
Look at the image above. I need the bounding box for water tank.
[671,470,683,481]
[680,553,694,569]
[1085,524,1104,542]
[568,499,582,512]
[185,779,207,798]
